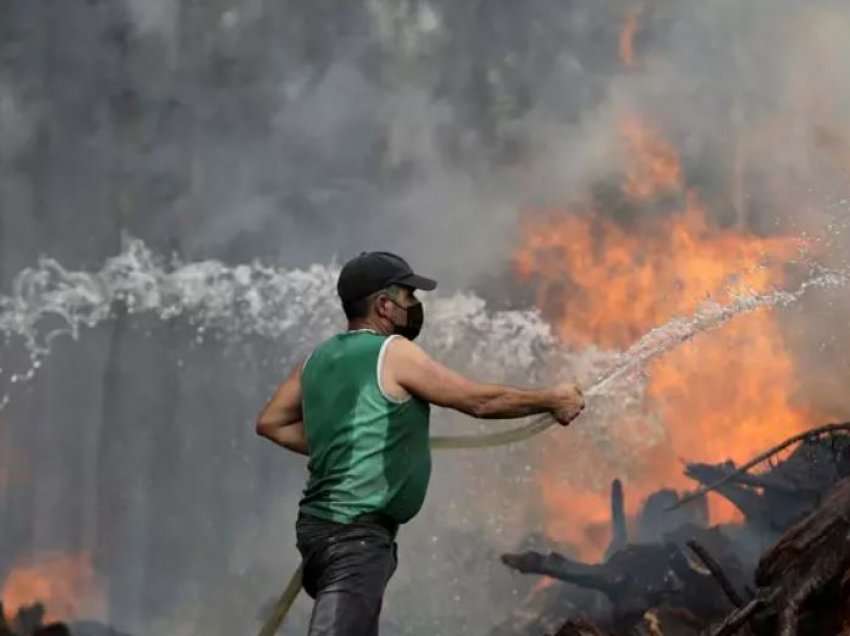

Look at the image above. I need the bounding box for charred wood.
[754,477,850,635]
[502,540,735,626]
[686,541,746,609]
[708,593,770,636]
[552,618,613,636]
[636,490,708,545]
[707,477,850,636]
[503,427,850,636]
[675,424,850,511]
[684,463,819,535]
[10,603,45,636]
[605,480,628,560]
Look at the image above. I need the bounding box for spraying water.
[0,236,555,412]
[1,236,847,421]
[431,264,850,447]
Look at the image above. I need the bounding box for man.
[256,251,585,636]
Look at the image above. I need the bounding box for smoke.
[2,0,850,634]
[0,83,35,163]
[122,0,178,39]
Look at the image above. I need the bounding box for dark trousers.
[296,513,398,636]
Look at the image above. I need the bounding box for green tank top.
[299,330,431,525]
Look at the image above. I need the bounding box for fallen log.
[502,539,736,626]
[708,476,850,636]
[756,476,850,635]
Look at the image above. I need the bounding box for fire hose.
[257,411,560,636]
[257,357,640,636]
[257,366,630,636]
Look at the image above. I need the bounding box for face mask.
[389,299,424,340]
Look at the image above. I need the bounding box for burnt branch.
[500,551,624,596]
[672,423,850,510]
[709,594,772,636]
[686,540,746,608]
[606,479,627,558]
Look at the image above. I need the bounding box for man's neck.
[348,318,390,335]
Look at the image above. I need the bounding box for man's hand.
[550,382,585,426]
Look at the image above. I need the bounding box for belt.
[297,510,399,539]
[353,512,399,539]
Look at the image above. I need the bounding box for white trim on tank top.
[300,350,314,375]
[377,335,411,404]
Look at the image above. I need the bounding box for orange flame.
[619,7,643,68]
[515,116,816,561]
[1,552,105,624]
[621,116,681,201]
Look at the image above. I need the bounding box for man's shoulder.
[306,331,389,367]
[384,335,429,368]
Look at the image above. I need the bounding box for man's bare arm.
[387,338,584,424]
[258,419,308,456]
[256,362,309,455]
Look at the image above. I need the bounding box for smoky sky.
[3,1,850,281]
[2,1,850,635]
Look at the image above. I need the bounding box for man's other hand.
[551,383,585,426]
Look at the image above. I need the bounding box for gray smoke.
[2,1,850,635]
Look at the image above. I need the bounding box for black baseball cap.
[337,251,437,303]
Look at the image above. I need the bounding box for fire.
[515,200,797,349]
[621,116,681,201]
[1,552,104,624]
[619,6,643,68]
[515,116,815,560]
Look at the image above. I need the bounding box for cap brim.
[394,273,437,291]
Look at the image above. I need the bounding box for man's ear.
[373,293,392,320]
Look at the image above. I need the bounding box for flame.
[515,116,816,560]
[619,6,643,68]
[515,199,797,349]
[621,116,681,201]
[1,552,105,624]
